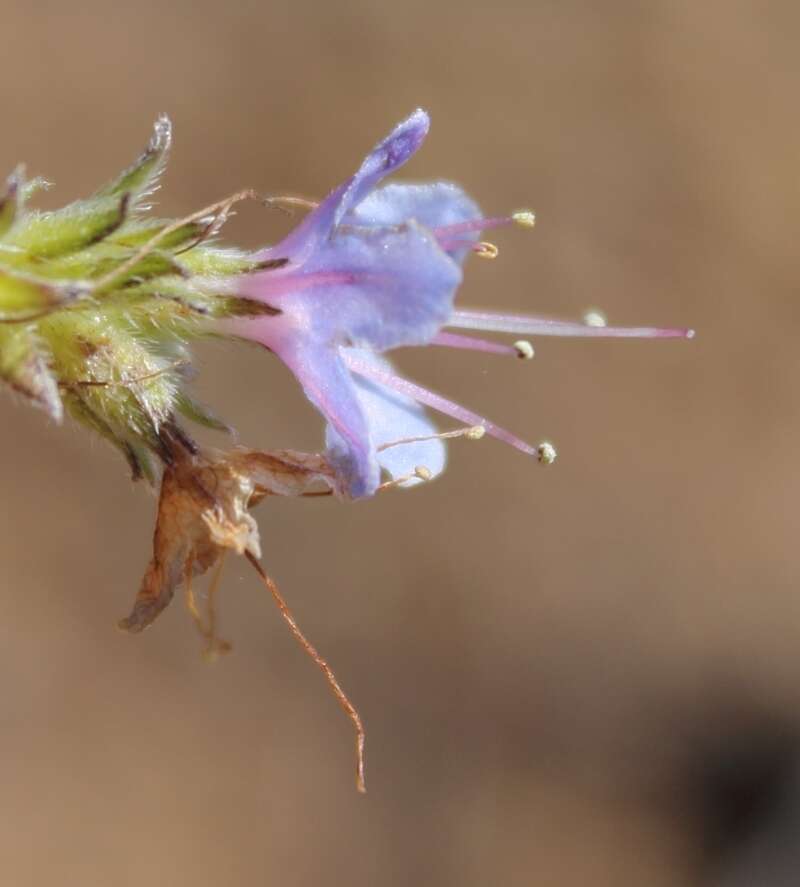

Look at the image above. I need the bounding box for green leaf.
[0,326,62,420]
[8,193,129,259]
[0,270,81,321]
[97,114,172,202]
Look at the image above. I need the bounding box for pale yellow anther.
[466,425,486,440]
[536,441,557,465]
[414,465,433,481]
[514,340,535,360]
[583,309,607,328]
[475,242,499,259]
[512,210,536,229]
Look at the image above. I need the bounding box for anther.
[474,242,499,259]
[583,309,607,328]
[536,441,557,465]
[512,210,536,228]
[514,340,535,360]
[466,425,486,440]
[414,466,433,481]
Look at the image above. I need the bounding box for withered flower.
[119,434,367,791]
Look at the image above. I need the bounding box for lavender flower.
[223,110,693,499]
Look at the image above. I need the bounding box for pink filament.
[342,352,537,456]
[449,309,694,339]
[433,216,514,240]
[436,238,492,253]
[431,331,520,356]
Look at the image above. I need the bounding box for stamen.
[449,309,695,339]
[432,331,523,357]
[537,442,557,465]
[433,210,536,242]
[473,242,498,259]
[514,340,535,360]
[378,423,487,453]
[262,195,320,215]
[582,309,607,328]
[378,464,435,492]
[344,352,538,457]
[512,210,536,228]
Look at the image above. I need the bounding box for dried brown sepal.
[120,441,367,791]
[119,443,335,633]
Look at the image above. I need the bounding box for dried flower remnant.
[222,110,693,500]
[118,435,367,791]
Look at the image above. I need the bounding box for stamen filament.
[431,331,522,357]
[449,309,695,339]
[343,352,537,457]
[377,424,486,453]
[379,465,434,490]
[433,217,504,239]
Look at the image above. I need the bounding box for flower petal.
[343,350,538,456]
[238,219,462,352]
[342,349,445,487]
[260,110,430,265]
[348,182,482,262]
[276,341,377,499]
[349,182,479,229]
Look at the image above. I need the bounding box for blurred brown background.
[2,1,800,884]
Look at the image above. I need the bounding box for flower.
[222,110,693,499]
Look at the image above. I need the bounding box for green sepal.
[113,217,212,251]
[97,114,171,203]
[92,249,187,292]
[0,115,260,481]
[6,193,130,260]
[0,269,82,321]
[180,247,265,277]
[175,391,233,434]
[0,325,62,420]
[0,168,21,239]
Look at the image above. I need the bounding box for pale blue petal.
[277,340,378,499]
[350,182,480,231]
[336,350,446,487]
[237,219,463,352]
